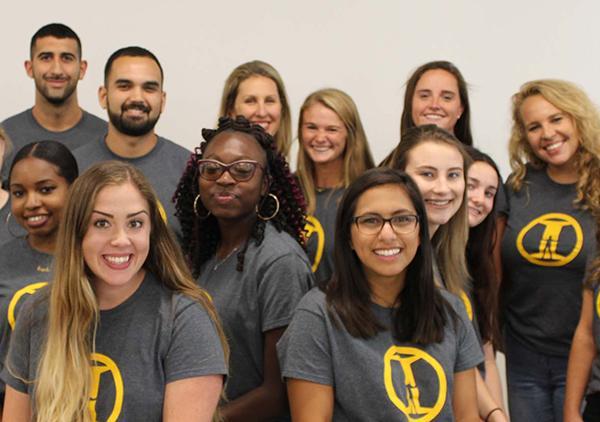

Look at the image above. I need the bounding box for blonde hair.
[382,125,472,295]
[296,88,375,214]
[34,161,228,422]
[219,60,292,158]
[508,79,600,213]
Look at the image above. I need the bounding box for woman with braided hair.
[174,115,313,421]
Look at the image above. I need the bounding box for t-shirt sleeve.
[277,296,333,386]
[495,179,510,217]
[0,297,34,393]
[258,253,313,332]
[164,296,228,384]
[451,297,484,373]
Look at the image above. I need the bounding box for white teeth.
[374,248,400,256]
[427,199,451,206]
[424,114,443,120]
[27,216,45,222]
[545,142,562,151]
[105,255,130,265]
[312,146,331,152]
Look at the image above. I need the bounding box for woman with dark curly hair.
[174,115,313,421]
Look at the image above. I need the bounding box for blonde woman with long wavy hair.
[296,88,374,284]
[2,161,228,422]
[500,79,600,421]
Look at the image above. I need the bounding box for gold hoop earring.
[6,212,24,238]
[193,194,211,219]
[256,193,280,221]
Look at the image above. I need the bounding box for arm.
[287,378,333,422]
[221,327,288,421]
[2,386,31,422]
[452,368,479,422]
[482,342,507,414]
[564,289,596,422]
[163,375,224,422]
[475,368,508,422]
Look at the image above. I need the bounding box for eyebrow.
[91,210,149,218]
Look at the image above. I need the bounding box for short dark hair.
[325,167,455,344]
[104,46,164,85]
[9,140,79,186]
[30,23,82,59]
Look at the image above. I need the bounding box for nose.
[315,129,327,143]
[541,123,556,140]
[469,188,483,205]
[378,220,398,240]
[24,192,42,209]
[432,176,450,194]
[215,168,236,185]
[256,101,267,117]
[110,226,132,247]
[130,86,144,102]
[49,57,63,75]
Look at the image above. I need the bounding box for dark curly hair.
[174,115,307,275]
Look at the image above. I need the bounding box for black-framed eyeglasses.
[196,159,264,182]
[353,214,419,235]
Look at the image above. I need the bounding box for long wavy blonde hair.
[508,79,600,214]
[382,125,472,295]
[34,161,228,422]
[219,60,292,158]
[296,88,375,214]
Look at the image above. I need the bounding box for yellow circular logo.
[516,213,583,267]
[89,353,124,422]
[8,282,49,330]
[304,215,325,273]
[384,346,447,421]
[595,290,600,320]
[459,291,473,321]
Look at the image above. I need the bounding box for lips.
[103,254,132,270]
[24,214,49,228]
[425,198,452,207]
[213,190,238,205]
[374,248,401,257]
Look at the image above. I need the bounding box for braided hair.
[174,115,306,275]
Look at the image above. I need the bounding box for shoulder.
[156,136,191,160]
[257,223,307,259]
[1,109,31,128]
[80,110,107,130]
[296,287,327,315]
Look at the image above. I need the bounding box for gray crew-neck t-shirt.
[501,166,596,356]
[305,188,344,285]
[1,272,227,421]
[586,285,600,395]
[198,222,313,403]
[73,135,189,239]
[1,108,106,182]
[278,288,483,421]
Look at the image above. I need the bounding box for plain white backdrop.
[2,0,600,179]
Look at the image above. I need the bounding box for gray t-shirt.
[0,202,11,247]
[278,288,483,422]
[73,135,190,238]
[1,108,106,182]
[305,188,344,285]
[198,222,313,402]
[1,272,227,421]
[587,285,600,394]
[501,166,596,356]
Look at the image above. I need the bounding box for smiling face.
[82,182,150,307]
[198,131,267,224]
[411,69,464,132]
[25,36,86,106]
[467,161,498,227]
[232,76,282,136]
[100,56,165,137]
[9,156,70,246]
[404,140,465,235]
[301,102,348,168]
[520,94,580,175]
[351,184,420,289]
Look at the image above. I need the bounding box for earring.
[256,193,280,221]
[6,212,24,238]
[193,194,211,219]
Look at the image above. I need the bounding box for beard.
[107,100,161,137]
[35,77,78,106]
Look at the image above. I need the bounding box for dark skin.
[199,131,289,420]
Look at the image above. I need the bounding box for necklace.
[212,247,239,271]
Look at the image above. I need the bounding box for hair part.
[30,23,82,59]
[218,60,292,157]
[104,46,164,85]
[8,140,79,186]
[296,88,375,214]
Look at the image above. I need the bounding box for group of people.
[0,22,598,422]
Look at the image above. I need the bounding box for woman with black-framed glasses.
[278,168,482,421]
[174,116,313,421]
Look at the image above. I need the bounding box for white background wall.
[2,0,600,179]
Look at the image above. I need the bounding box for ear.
[457,104,465,120]
[160,90,166,113]
[24,60,33,79]
[98,85,108,110]
[260,174,269,196]
[78,60,88,80]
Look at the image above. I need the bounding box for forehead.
[415,69,459,92]
[354,184,416,215]
[237,75,278,96]
[107,56,162,86]
[32,36,79,57]
[520,94,562,122]
[94,182,149,210]
[407,140,463,169]
[468,161,498,186]
[204,131,267,162]
[10,156,62,183]
[303,102,343,125]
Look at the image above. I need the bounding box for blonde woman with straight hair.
[500,79,600,421]
[296,88,374,284]
[219,60,292,157]
[2,161,228,422]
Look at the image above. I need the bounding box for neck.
[32,92,82,131]
[368,273,406,308]
[27,233,56,255]
[105,126,158,158]
[546,163,578,184]
[314,159,344,189]
[217,214,257,258]
[95,269,146,310]
[428,222,439,238]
